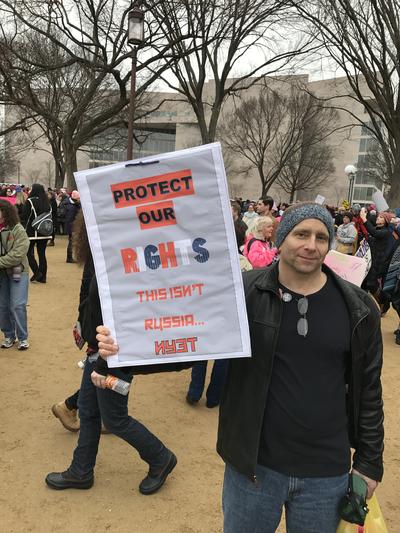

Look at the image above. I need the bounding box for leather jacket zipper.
[350,312,368,433]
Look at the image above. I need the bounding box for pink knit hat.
[378,211,394,225]
[71,190,80,201]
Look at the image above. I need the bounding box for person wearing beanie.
[97,201,384,533]
[335,211,357,255]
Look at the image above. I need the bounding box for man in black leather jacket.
[218,203,384,533]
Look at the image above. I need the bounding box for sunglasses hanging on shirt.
[281,292,309,338]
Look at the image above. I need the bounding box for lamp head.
[344,164,357,176]
[128,3,144,46]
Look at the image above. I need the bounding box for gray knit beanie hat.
[275,202,335,248]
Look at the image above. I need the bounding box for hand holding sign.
[96,326,118,360]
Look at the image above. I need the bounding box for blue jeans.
[187,360,228,405]
[0,272,29,341]
[69,357,169,478]
[223,463,349,533]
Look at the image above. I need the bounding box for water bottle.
[12,264,23,282]
[104,374,131,396]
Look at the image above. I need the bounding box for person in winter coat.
[335,212,357,255]
[61,190,81,263]
[45,211,185,494]
[243,216,277,269]
[47,190,58,246]
[360,209,393,307]
[242,203,259,233]
[20,183,51,283]
[15,187,27,219]
[0,200,30,350]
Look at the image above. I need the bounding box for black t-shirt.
[258,274,351,477]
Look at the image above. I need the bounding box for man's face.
[279,219,330,276]
[256,200,268,215]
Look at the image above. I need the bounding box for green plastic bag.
[337,494,389,532]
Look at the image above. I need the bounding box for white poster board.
[372,191,389,212]
[74,143,251,367]
[314,194,325,205]
[324,250,367,287]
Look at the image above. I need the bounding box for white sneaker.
[1,338,16,349]
[18,340,30,350]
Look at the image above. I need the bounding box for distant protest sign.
[372,191,389,212]
[74,143,251,367]
[324,250,367,287]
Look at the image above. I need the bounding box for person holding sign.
[45,212,191,495]
[97,203,384,533]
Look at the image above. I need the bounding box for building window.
[88,128,176,168]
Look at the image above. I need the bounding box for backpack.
[28,198,53,237]
[244,238,257,256]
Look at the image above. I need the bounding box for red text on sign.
[136,283,204,302]
[144,314,199,331]
[154,337,198,355]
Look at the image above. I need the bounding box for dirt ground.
[0,236,398,533]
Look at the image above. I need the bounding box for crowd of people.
[0,183,388,532]
[0,183,81,351]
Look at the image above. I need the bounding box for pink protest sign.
[324,250,367,287]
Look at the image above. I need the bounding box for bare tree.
[219,81,338,197]
[0,0,184,189]
[148,0,317,144]
[294,0,400,205]
[276,104,336,201]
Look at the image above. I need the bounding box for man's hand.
[352,469,379,499]
[96,326,119,360]
[91,371,107,389]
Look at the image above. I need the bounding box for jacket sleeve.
[337,225,357,244]
[351,302,384,482]
[247,240,277,269]
[94,355,195,377]
[0,224,30,269]
[364,220,390,240]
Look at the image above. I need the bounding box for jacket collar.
[254,260,371,325]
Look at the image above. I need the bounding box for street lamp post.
[126,2,145,160]
[344,164,357,205]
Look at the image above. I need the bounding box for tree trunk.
[289,186,296,203]
[387,159,400,208]
[63,144,78,191]
[54,159,65,189]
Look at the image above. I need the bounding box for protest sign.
[372,190,389,212]
[314,194,325,205]
[324,250,367,287]
[74,143,251,367]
